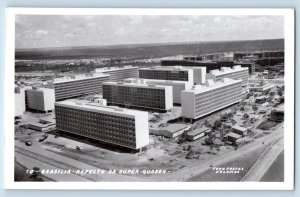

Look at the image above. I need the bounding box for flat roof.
[139,66,192,71]
[226,132,242,139]
[94,66,138,73]
[161,124,188,133]
[102,81,172,90]
[182,78,242,94]
[232,125,248,132]
[55,100,147,117]
[209,66,248,76]
[26,87,54,92]
[187,127,210,136]
[124,78,190,85]
[51,73,110,84]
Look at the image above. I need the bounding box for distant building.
[206,65,249,87]
[160,60,254,74]
[25,86,55,113]
[249,83,274,92]
[94,66,138,82]
[150,124,190,138]
[186,127,211,141]
[269,105,284,122]
[102,81,173,111]
[123,78,193,104]
[138,66,206,85]
[55,100,149,150]
[225,132,242,144]
[47,73,110,101]
[28,117,56,132]
[15,86,26,117]
[231,125,249,137]
[181,78,242,120]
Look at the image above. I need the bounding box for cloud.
[15,15,284,49]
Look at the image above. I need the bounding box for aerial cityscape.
[14,14,285,182]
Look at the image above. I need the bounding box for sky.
[15,15,284,49]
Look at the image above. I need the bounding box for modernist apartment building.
[25,86,55,112]
[181,78,242,120]
[206,65,249,86]
[55,100,149,150]
[15,86,26,117]
[95,66,138,82]
[138,66,206,85]
[47,73,110,101]
[102,81,173,111]
[123,78,193,105]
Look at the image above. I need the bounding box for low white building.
[25,86,55,112]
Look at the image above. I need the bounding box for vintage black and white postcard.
[4,8,295,190]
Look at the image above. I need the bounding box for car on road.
[25,141,32,146]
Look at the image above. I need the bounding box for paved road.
[15,141,144,182]
[240,137,284,181]
[168,123,284,182]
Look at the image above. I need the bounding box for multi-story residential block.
[138,66,206,85]
[181,78,242,120]
[123,78,193,105]
[55,100,149,150]
[206,65,249,86]
[25,86,55,112]
[102,81,173,111]
[95,66,138,82]
[47,73,110,101]
[15,86,26,117]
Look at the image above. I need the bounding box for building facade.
[48,73,110,101]
[123,78,193,105]
[138,66,206,85]
[15,86,26,117]
[181,78,242,120]
[206,65,249,86]
[95,66,138,82]
[55,100,149,150]
[102,81,173,111]
[25,87,55,112]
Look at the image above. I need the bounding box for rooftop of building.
[225,132,242,139]
[124,78,190,85]
[26,86,54,92]
[160,124,189,134]
[94,65,138,73]
[208,65,248,76]
[55,100,148,117]
[182,78,242,94]
[232,125,249,132]
[50,73,110,84]
[102,81,172,89]
[187,127,211,136]
[139,66,193,71]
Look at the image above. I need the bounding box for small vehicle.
[25,141,32,146]
[38,134,48,142]
[76,146,81,151]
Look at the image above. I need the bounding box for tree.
[252,105,258,113]
[240,106,245,112]
[269,91,276,97]
[243,113,250,119]
[212,119,222,130]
